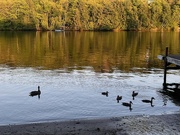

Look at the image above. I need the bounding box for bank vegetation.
[0,0,179,31]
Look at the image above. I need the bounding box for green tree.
[0,0,179,31]
[171,3,180,30]
[150,0,163,29]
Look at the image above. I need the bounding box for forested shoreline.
[0,0,179,31]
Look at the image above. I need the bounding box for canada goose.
[101,91,109,97]
[29,86,41,97]
[122,101,133,107]
[116,95,122,103]
[142,97,155,107]
[132,91,138,100]
[142,97,155,103]
[122,101,133,111]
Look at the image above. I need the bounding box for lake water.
[0,31,180,126]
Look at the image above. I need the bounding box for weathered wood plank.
[167,55,180,66]
[158,54,180,66]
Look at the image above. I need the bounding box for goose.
[101,91,109,97]
[29,86,41,97]
[142,97,155,107]
[122,101,133,107]
[142,97,155,103]
[132,91,138,100]
[116,95,122,103]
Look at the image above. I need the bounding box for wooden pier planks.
[158,55,180,67]
[158,47,180,92]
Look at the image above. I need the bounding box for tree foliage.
[0,0,179,31]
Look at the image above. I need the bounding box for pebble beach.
[0,113,179,135]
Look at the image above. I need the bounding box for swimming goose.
[122,101,133,107]
[29,86,41,97]
[142,97,155,103]
[132,91,138,100]
[101,91,109,97]
[116,95,122,103]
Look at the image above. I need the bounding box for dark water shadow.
[158,90,180,106]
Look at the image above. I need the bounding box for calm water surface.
[0,31,180,125]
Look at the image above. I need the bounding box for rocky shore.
[0,113,180,135]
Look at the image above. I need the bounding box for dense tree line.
[0,0,179,31]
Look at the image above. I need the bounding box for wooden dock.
[158,47,180,92]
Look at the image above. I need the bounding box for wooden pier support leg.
[163,47,168,90]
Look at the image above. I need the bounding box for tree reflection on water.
[0,31,180,73]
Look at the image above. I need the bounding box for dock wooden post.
[163,47,168,90]
[158,47,180,92]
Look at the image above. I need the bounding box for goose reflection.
[116,95,122,103]
[159,90,180,106]
[142,97,155,107]
[29,86,41,99]
[122,101,133,111]
[101,91,109,97]
[163,100,167,106]
[132,91,138,100]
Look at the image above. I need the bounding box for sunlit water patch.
[0,66,179,125]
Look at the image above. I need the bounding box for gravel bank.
[0,113,180,135]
